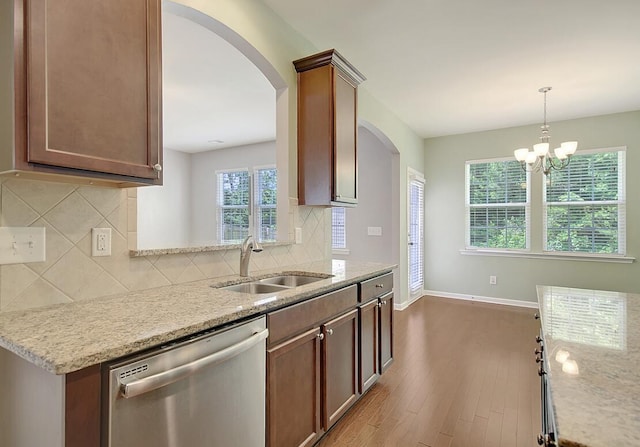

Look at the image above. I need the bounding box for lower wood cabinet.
[266,274,393,447]
[322,308,359,430]
[358,299,379,393]
[379,292,394,373]
[267,328,322,447]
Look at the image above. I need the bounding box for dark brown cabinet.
[359,272,394,391]
[267,328,322,447]
[358,298,379,394]
[293,49,365,206]
[266,285,358,447]
[322,308,359,430]
[379,292,394,373]
[2,0,162,186]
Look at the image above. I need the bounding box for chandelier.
[513,87,577,175]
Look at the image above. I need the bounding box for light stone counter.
[537,285,640,447]
[0,260,395,375]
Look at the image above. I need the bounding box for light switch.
[0,227,46,264]
[367,226,383,236]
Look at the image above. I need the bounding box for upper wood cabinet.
[1,0,162,186]
[294,49,365,206]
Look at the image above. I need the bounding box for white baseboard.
[423,290,539,309]
[395,291,424,311]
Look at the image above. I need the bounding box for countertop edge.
[0,261,396,375]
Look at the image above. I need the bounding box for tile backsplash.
[0,178,331,313]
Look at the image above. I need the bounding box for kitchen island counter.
[537,285,640,447]
[0,260,395,375]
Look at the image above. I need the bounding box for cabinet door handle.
[534,313,540,320]
[326,329,334,336]
[152,163,162,172]
[538,366,546,376]
[317,333,324,340]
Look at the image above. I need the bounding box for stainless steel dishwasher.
[102,316,268,447]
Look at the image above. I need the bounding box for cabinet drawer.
[359,273,393,303]
[267,285,357,347]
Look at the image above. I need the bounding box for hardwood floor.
[317,296,541,447]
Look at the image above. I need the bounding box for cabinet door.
[22,0,161,181]
[333,70,357,204]
[267,327,322,447]
[322,308,359,430]
[359,299,379,394]
[379,292,394,373]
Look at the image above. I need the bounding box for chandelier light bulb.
[512,86,578,176]
[514,148,529,162]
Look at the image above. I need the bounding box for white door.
[408,169,425,300]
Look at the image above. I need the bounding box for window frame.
[465,157,531,252]
[542,147,626,256]
[216,165,277,244]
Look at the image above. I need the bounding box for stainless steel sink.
[215,273,330,295]
[259,275,325,287]
[219,282,289,294]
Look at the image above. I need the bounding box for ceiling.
[162,12,275,153]
[163,1,640,152]
[262,0,640,138]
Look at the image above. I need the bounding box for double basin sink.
[216,274,331,295]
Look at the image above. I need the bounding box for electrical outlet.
[92,228,112,257]
[295,227,302,244]
[367,226,383,236]
[489,275,497,285]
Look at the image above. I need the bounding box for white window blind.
[544,148,626,255]
[217,167,277,244]
[331,207,346,249]
[408,174,424,296]
[218,170,250,243]
[465,159,530,250]
[255,168,277,242]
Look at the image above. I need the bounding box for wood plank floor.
[317,296,541,447]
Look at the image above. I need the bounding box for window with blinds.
[544,148,626,255]
[217,167,277,244]
[218,170,250,243]
[465,159,530,250]
[255,168,277,242]
[331,207,346,249]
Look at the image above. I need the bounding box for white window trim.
[460,248,634,263]
[216,165,277,244]
[465,157,531,251]
[542,146,627,256]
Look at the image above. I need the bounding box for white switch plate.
[295,227,302,244]
[0,227,46,264]
[489,275,497,285]
[367,226,383,236]
[92,228,112,257]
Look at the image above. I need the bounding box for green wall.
[424,111,640,303]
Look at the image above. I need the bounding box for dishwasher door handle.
[120,328,269,399]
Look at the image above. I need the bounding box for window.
[466,159,530,250]
[255,168,277,242]
[544,148,625,254]
[332,207,346,250]
[217,167,277,244]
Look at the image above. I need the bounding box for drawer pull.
[317,333,324,340]
[375,284,384,288]
[538,366,546,376]
[326,329,334,336]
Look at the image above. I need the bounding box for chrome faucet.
[240,235,263,277]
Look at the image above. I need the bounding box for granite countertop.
[0,260,395,375]
[537,285,640,447]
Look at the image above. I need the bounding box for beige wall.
[424,111,640,303]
